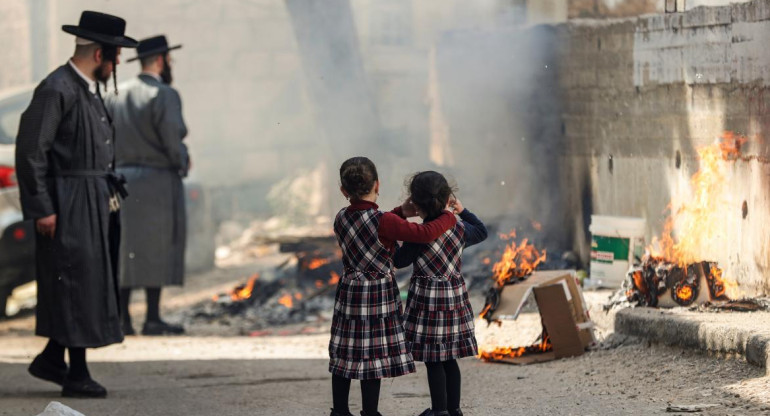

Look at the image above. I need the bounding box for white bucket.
[589,215,646,288]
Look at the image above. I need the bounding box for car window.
[0,109,22,144]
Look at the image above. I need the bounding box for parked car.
[0,86,36,317]
[0,85,215,317]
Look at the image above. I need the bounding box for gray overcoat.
[105,74,188,289]
[15,64,124,348]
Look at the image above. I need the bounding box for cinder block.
[682,5,732,28]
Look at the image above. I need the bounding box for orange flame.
[478,334,552,361]
[230,274,260,301]
[676,285,693,302]
[315,280,324,289]
[646,132,745,299]
[307,258,331,270]
[719,131,747,159]
[278,294,293,308]
[294,292,303,300]
[491,231,547,288]
[328,271,340,285]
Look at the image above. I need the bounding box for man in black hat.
[15,11,137,398]
[105,35,188,336]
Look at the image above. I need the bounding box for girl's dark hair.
[340,157,378,200]
[407,171,455,219]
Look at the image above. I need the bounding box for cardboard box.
[488,270,595,364]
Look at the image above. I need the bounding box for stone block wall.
[558,0,770,294]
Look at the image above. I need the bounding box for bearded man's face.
[161,54,173,85]
[94,61,113,83]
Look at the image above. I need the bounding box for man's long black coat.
[15,64,123,348]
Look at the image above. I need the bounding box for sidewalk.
[614,306,770,372]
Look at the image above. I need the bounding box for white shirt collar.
[141,71,162,82]
[68,59,97,95]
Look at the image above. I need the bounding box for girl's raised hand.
[401,198,418,218]
[449,197,464,214]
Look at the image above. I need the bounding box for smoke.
[32,0,567,248]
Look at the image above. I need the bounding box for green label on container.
[590,235,630,264]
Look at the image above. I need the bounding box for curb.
[614,308,770,371]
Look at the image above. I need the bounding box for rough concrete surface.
[615,306,770,370]
[2,265,770,415]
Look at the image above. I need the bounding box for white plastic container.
[589,215,646,288]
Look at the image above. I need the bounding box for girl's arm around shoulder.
[393,242,422,269]
[379,209,457,244]
[459,208,488,247]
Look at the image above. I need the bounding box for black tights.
[40,339,90,381]
[120,288,162,324]
[425,360,462,412]
[332,375,381,415]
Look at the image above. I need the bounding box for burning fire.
[328,271,340,285]
[278,294,294,308]
[213,273,260,302]
[306,257,331,270]
[491,231,547,289]
[479,231,547,322]
[634,132,746,304]
[650,135,738,266]
[478,332,552,362]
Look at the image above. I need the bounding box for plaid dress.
[403,222,478,362]
[329,207,416,380]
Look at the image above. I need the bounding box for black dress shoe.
[122,321,135,336]
[330,409,354,416]
[417,409,449,416]
[142,320,185,336]
[62,377,107,398]
[28,354,68,386]
[449,409,463,416]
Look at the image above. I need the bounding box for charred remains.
[625,256,729,307]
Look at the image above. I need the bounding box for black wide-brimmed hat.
[128,35,182,62]
[62,11,138,48]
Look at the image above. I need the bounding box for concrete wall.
[559,0,770,295]
[0,1,34,92]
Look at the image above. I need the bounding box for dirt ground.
[1,260,770,415]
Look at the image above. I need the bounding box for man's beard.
[160,56,173,85]
[93,62,112,84]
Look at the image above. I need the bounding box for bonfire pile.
[625,256,727,307]
[623,133,751,307]
[479,231,546,323]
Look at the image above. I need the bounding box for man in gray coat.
[105,35,188,336]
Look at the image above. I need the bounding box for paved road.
[0,335,766,416]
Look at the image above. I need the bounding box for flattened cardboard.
[495,351,556,365]
[485,270,596,364]
[533,284,584,359]
[495,270,574,319]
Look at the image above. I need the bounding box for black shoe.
[61,377,107,398]
[449,410,463,416]
[360,412,383,416]
[28,354,68,386]
[417,410,449,416]
[142,320,185,336]
[330,409,354,416]
[122,321,135,336]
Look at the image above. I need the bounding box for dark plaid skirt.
[403,274,478,362]
[328,270,416,380]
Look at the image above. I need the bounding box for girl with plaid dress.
[394,171,488,416]
[330,157,458,416]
